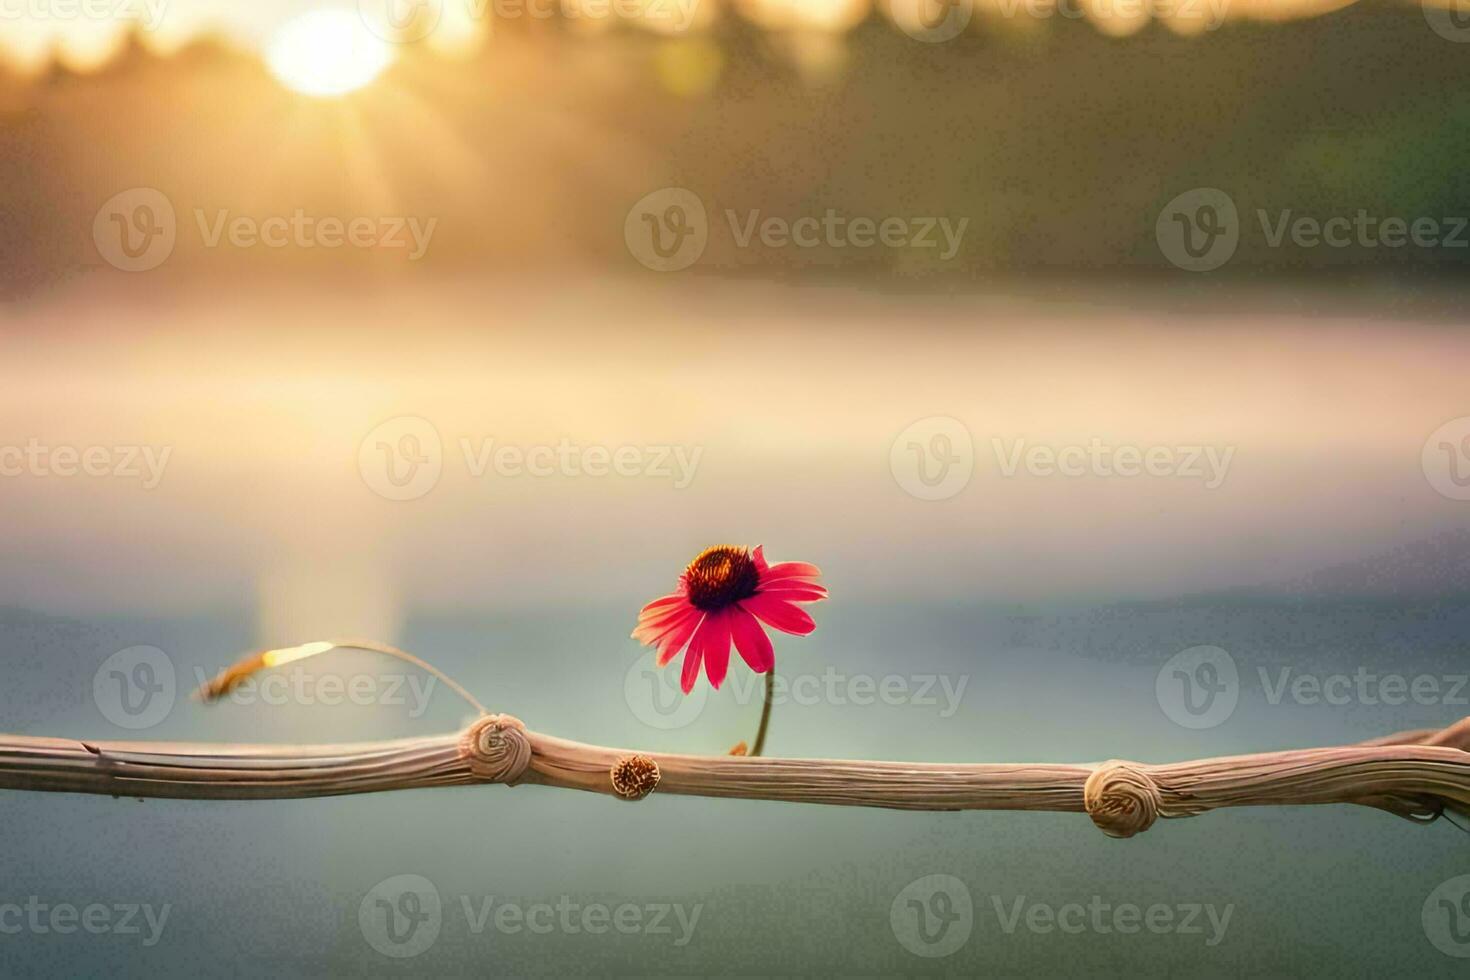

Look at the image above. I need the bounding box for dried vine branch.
[1,715,1468,839]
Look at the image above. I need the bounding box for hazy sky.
[2,278,1466,644]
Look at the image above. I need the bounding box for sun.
[266,10,394,97]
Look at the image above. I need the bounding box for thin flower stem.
[197,639,489,717]
[750,670,774,758]
[332,640,489,717]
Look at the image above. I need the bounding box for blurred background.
[2,0,1470,287]
[2,0,1470,976]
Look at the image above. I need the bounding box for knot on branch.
[610,754,660,800]
[461,714,532,785]
[1084,761,1161,839]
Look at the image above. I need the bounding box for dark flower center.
[684,545,759,611]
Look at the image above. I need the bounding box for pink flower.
[632,545,827,693]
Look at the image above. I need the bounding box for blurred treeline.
[0,2,1466,296]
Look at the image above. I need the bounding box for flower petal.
[762,561,822,582]
[752,545,769,572]
[680,634,704,693]
[634,603,694,635]
[639,593,687,615]
[700,610,733,689]
[758,582,828,602]
[632,593,693,637]
[655,611,703,666]
[730,605,774,672]
[743,593,817,635]
[632,601,698,644]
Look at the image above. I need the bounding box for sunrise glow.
[265,10,393,97]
